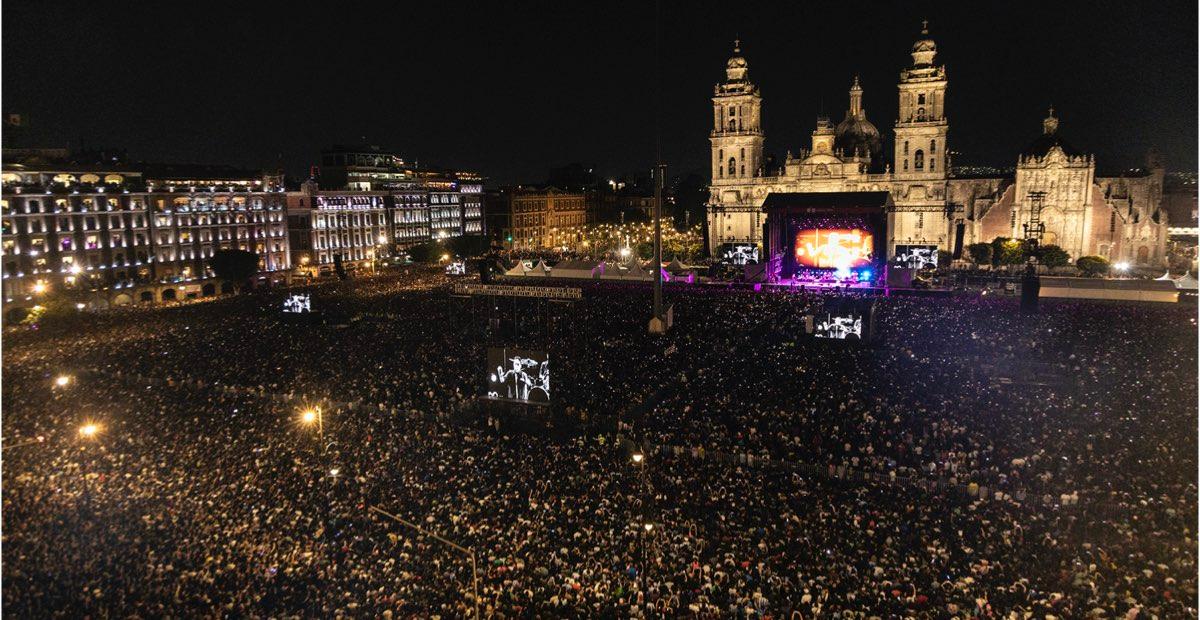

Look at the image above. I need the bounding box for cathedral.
[707,24,1170,266]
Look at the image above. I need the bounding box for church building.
[707,25,1169,266]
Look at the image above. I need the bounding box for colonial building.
[2,156,290,305]
[707,25,1170,266]
[492,187,590,250]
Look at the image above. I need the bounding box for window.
[729,106,735,117]
[916,107,926,121]
[929,140,936,154]
[903,159,909,171]
[728,158,736,176]
[903,141,909,155]
[1109,211,1117,233]
[917,93,926,105]
[914,150,925,170]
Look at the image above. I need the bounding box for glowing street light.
[32,281,47,294]
[632,452,644,464]
[55,375,72,387]
[70,263,83,275]
[78,423,100,439]
[1114,261,1131,272]
[328,467,340,477]
[643,522,654,533]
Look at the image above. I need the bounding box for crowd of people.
[3,266,1196,617]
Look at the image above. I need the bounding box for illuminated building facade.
[707,25,1171,266]
[2,158,290,306]
[492,187,590,249]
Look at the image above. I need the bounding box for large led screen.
[813,313,864,340]
[283,293,311,313]
[486,347,550,404]
[893,244,939,269]
[719,243,759,266]
[794,228,875,269]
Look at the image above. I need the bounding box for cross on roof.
[921,19,929,34]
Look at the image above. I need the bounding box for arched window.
[903,159,908,171]
[728,158,736,176]
[917,93,926,105]
[929,140,936,154]
[914,150,925,170]
[916,107,926,121]
[729,119,736,130]
[903,141,909,155]
[729,107,736,117]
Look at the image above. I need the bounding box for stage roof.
[761,191,893,212]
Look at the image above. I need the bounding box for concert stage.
[761,191,891,286]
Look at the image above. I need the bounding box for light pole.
[78,422,101,511]
[300,406,324,449]
[369,505,480,619]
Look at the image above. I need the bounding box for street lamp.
[369,505,480,620]
[300,407,323,439]
[55,374,73,388]
[32,281,47,294]
[78,423,100,439]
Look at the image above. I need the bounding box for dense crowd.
[3,266,1196,617]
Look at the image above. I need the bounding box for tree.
[1035,244,1071,268]
[937,250,953,269]
[1076,255,1110,277]
[446,235,490,258]
[209,249,260,292]
[407,241,444,264]
[992,237,1029,266]
[966,242,993,265]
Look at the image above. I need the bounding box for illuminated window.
[80,174,100,184]
[104,174,124,185]
[53,174,76,185]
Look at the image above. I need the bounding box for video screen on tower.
[813,312,864,340]
[283,293,311,313]
[893,245,939,269]
[486,347,550,404]
[719,243,759,265]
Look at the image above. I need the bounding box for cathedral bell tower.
[710,40,764,182]
[894,21,949,180]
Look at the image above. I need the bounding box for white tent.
[504,261,531,277]
[551,260,604,280]
[666,257,690,274]
[1175,271,1198,290]
[1155,271,1174,281]
[529,259,552,277]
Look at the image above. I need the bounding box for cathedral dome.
[1022,107,1083,158]
[835,115,883,160]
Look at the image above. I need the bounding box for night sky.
[4,0,1196,184]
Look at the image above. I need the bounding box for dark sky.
[4,0,1196,185]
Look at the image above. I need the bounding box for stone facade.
[706,24,1170,266]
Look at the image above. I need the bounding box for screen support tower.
[1022,190,1047,251]
[648,0,672,334]
[1020,190,1046,314]
[649,163,673,333]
